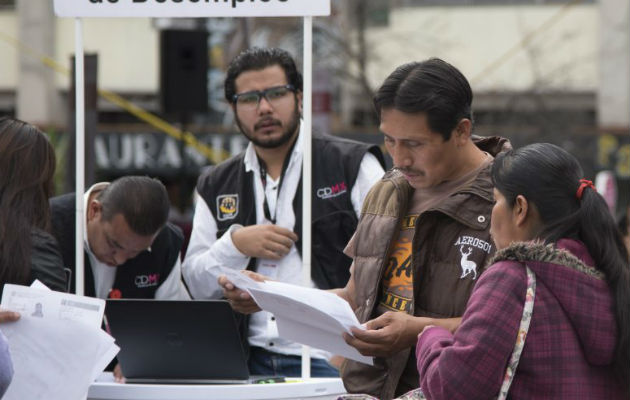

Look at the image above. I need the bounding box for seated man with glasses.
[182,47,385,377]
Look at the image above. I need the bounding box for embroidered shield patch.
[217,194,239,221]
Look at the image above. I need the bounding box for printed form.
[219,267,373,365]
[0,281,119,400]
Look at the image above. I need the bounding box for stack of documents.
[219,267,373,365]
[0,281,119,400]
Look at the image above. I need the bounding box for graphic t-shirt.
[376,154,493,396]
[378,213,417,313]
[376,154,493,316]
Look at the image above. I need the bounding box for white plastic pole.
[301,15,313,380]
[74,18,85,296]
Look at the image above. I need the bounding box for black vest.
[197,132,385,290]
[49,193,184,299]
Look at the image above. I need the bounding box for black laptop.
[105,299,250,384]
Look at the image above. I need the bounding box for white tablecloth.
[88,373,346,400]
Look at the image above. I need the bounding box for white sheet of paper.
[274,317,372,364]
[215,268,373,365]
[262,281,363,331]
[1,314,119,400]
[0,283,118,400]
[1,283,105,329]
[89,331,120,383]
[215,266,264,292]
[246,281,373,365]
[29,280,51,291]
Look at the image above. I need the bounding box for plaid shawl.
[416,239,626,399]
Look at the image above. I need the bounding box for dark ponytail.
[578,188,630,385]
[492,143,630,390]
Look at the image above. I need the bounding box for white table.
[88,373,346,400]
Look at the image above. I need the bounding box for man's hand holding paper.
[218,268,267,314]
[216,268,373,365]
[344,311,424,357]
[344,312,463,358]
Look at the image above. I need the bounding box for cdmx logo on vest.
[217,194,239,221]
[316,181,347,200]
[135,273,160,288]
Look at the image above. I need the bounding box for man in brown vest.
[334,58,510,399]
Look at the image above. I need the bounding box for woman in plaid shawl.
[416,143,629,399]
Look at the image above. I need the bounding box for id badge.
[258,261,278,279]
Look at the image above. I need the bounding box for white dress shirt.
[83,183,190,300]
[182,127,384,358]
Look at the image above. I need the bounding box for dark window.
[367,2,390,27]
[0,0,15,10]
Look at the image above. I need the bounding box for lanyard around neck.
[256,138,298,224]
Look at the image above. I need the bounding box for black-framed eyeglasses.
[232,85,296,109]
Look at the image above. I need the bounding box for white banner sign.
[53,0,330,18]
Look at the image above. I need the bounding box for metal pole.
[301,15,313,380]
[74,18,85,296]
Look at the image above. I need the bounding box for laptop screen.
[105,299,250,384]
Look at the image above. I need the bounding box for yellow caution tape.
[0,30,229,164]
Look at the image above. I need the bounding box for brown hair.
[0,117,56,286]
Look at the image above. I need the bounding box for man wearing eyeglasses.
[182,47,385,377]
[51,176,189,301]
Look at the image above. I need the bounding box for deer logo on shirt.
[459,246,478,280]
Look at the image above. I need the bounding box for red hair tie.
[576,179,596,200]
